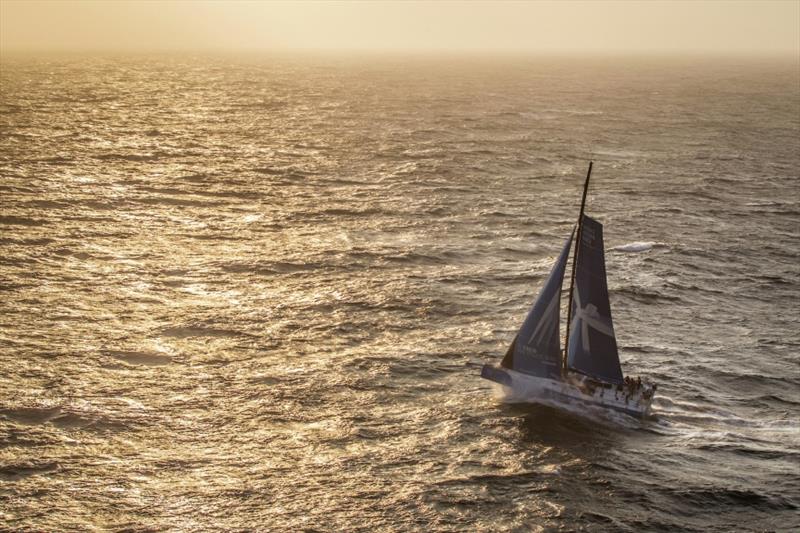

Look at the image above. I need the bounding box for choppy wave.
[0,54,798,532]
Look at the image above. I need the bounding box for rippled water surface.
[1,55,799,531]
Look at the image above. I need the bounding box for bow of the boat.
[480,364,513,386]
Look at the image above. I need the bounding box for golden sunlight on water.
[0,53,798,530]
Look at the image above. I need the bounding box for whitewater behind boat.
[480,162,656,419]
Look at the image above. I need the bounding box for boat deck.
[481,364,654,419]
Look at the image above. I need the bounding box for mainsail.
[502,231,573,380]
[566,215,623,384]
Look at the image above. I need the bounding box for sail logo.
[571,288,614,353]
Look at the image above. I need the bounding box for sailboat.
[481,162,656,418]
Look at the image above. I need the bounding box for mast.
[564,161,593,371]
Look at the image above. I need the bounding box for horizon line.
[2,47,799,59]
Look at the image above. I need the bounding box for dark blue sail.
[566,215,623,384]
[505,231,573,380]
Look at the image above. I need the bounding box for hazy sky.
[1,0,799,55]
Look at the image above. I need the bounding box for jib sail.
[502,230,573,380]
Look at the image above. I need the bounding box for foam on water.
[611,241,662,253]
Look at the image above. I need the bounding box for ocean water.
[1,54,798,531]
